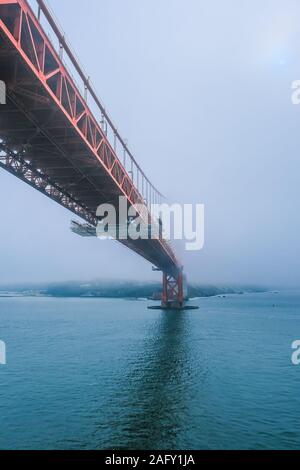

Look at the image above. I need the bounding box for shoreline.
[0,289,271,301]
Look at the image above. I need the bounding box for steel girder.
[162,271,184,309]
[0,0,183,294]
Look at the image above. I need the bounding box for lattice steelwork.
[0,0,186,308]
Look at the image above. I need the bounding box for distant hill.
[0,280,267,299]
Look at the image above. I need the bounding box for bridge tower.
[0,0,198,311]
[162,271,184,309]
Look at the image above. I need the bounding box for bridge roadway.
[0,0,186,308]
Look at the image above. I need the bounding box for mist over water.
[0,291,299,450]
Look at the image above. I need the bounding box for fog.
[1,0,300,286]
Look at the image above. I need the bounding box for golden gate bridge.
[0,0,195,309]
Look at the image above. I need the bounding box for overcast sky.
[1,0,300,286]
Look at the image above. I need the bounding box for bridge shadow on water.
[98,310,200,450]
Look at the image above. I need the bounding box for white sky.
[1,0,300,286]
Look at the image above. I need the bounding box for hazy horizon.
[1,0,300,287]
[0,278,274,288]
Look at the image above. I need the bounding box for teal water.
[0,291,299,450]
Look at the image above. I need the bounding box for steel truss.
[0,142,97,225]
[0,0,189,309]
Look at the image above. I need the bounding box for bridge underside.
[0,0,189,308]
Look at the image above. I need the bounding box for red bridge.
[0,0,190,309]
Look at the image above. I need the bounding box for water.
[0,291,299,450]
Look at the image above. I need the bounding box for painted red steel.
[0,0,184,304]
[162,272,184,309]
[35,0,164,203]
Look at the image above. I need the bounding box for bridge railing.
[29,0,164,210]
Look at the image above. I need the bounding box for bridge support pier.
[162,271,184,309]
[148,270,199,311]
